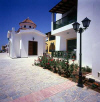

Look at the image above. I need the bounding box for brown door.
[28,41,38,55]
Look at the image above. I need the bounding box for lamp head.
[72,22,80,31]
[82,17,91,28]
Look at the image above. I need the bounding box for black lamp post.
[72,17,91,87]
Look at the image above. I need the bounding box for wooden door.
[33,41,37,55]
[28,41,38,55]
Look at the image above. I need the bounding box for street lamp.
[72,17,91,87]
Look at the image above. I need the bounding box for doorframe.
[66,37,76,51]
[28,41,38,56]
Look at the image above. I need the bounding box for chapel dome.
[19,17,37,29]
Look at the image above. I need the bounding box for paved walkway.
[0,53,100,102]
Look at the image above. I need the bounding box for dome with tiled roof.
[19,17,37,29]
[20,17,35,24]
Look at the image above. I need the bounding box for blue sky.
[0,0,60,49]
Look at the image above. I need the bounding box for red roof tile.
[19,17,36,26]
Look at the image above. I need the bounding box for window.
[24,25,26,28]
[49,36,55,41]
[29,26,31,28]
[67,39,76,51]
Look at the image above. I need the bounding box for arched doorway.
[49,43,55,52]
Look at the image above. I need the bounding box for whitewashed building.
[7,18,46,58]
[49,0,100,80]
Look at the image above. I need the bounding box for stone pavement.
[0,53,100,102]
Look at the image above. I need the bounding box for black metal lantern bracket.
[72,17,91,87]
[75,27,88,34]
[73,17,91,34]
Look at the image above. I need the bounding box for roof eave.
[17,29,46,37]
[49,0,77,14]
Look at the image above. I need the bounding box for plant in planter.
[70,74,76,82]
[46,62,50,70]
[72,59,75,64]
[40,61,44,67]
[58,59,66,75]
[74,64,78,72]
[61,60,66,68]
[69,64,74,77]
[61,55,70,77]
[53,65,57,73]
[86,66,92,72]
[34,54,99,92]
[88,78,95,83]
[48,58,53,71]
[65,63,75,77]
[82,67,86,72]
[52,59,58,73]
[92,82,99,89]
[39,55,49,68]
[34,59,40,66]
[57,66,62,75]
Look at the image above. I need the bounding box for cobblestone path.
[0,53,100,102]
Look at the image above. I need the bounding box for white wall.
[92,43,100,80]
[60,36,66,51]
[51,13,55,33]
[78,0,100,79]
[55,28,76,51]
[21,34,28,57]
[9,40,12,57]
[43,37,46,53]
[9,29,45,58]
[14,34,20,57]
[56,36,70,51]
[10,28,16,58]
[56,36,60,51]
[9,29,20,58]
[20,33,45,57]
[92,0,100,79]
[52,23,74,35]
[56,13,62,21]
[77,0,94,67]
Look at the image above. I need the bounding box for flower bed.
[34,55,100,93]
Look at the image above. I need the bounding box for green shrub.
[82,67,86,72]
[69,64,74,75]
[74,64,78,72]
[63,63,74,77]
[92,84,98,89]
[34,55,91,78]
[60,60,66,69]
[86,66,92,72]
[81,66,92,73]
